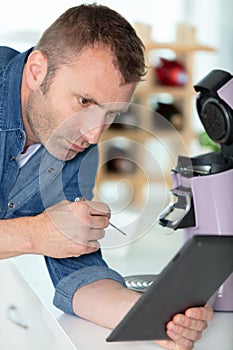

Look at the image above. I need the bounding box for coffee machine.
[158,69,233,311]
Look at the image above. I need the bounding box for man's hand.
[73,280,214,350]
[30,199,110,258]
[155,304,214,350]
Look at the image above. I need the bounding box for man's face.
[23,47,136,160]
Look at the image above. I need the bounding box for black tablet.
[106,235,233,342]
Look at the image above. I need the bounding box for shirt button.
[48,167,54,173]
[19,133,24,140]
[8,202,15,209]
[10,155,15,161]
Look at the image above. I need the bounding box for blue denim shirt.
[0,46,125,315]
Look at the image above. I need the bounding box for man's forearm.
[72,279,214,350]
[0,217,34,259]
[72,279,140,329]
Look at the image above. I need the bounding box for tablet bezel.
[106,235,233,342]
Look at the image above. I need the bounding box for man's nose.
[83,125,104,144]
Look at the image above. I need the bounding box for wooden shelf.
[136,85,193,97]
[94,39,215,206]
[145,41,215,53]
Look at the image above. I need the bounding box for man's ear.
[24,50,48,90]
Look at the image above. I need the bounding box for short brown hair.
[35,3,146,89]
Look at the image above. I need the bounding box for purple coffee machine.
[159,69,233,311]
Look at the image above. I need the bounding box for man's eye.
[78,97,91,107]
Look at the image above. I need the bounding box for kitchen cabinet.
[0,259,76,350]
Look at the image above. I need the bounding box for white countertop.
[12,216,233,350]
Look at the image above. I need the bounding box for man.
[0,4,213,349]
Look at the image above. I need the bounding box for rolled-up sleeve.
[44,250,126,315]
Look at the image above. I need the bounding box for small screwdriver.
[74,197,127,236]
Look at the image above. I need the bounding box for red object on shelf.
[155,58,187,86]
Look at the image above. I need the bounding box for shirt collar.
[1,47,33,130]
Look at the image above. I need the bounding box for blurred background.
[1,0,232,72]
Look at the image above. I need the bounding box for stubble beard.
[23,89,75,161]
[24,86,93,161]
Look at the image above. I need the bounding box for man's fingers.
[171,314,208,332]
[70,241,100,256]
[155,340,178,350]
[89,215,110,229]
[185,304,214,321]
[167,322,203,341]
[88,228,105,241]
[85,200,111,217]
[166,330,194,350]
[73,200,110,224]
